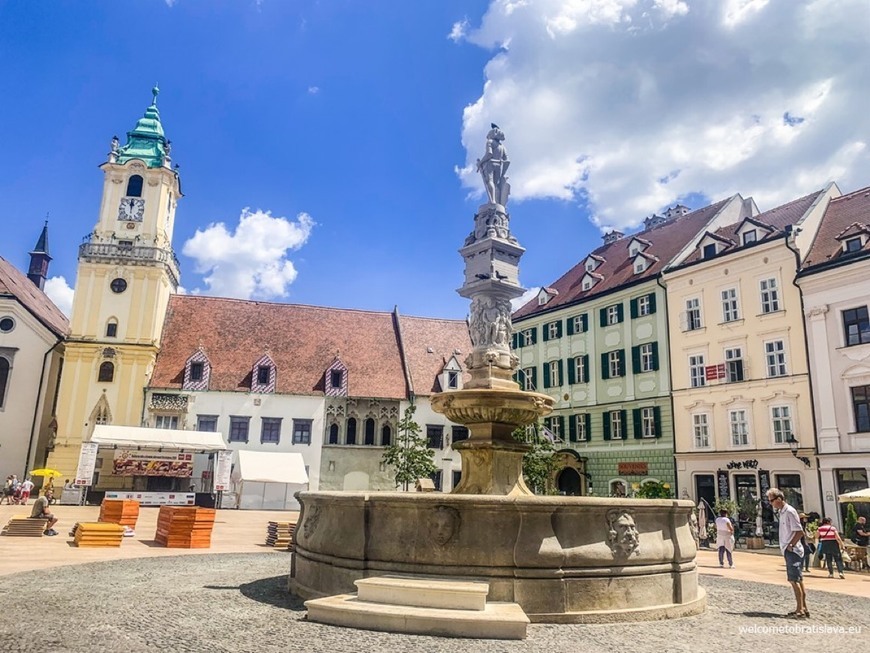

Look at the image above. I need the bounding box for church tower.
[46,87,182,479]
[27,221,51,290]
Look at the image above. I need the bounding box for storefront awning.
[232,450,309,484]
[89,425,227,451]
[839,488,870,503]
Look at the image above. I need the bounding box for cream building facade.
[47,88,181,478]
[664,187,838,522]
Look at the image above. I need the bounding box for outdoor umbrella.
[838,488,870,503]
[29,468,63,478]
[698,501,708,541]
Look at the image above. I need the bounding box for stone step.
[305,594,529,640]
[355,575,489,611]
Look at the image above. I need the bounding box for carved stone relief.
[430,505,461,546]
[606,509,640,557]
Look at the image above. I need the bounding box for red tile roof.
[803,185,870,270]
[397,314,472,395]
[0,257,69,337]
[680,190,824,265]
[150,295,470,399]
[513,198,733,320]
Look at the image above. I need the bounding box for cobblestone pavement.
[0,553,867,653]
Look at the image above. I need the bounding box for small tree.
[845,503,859,541]
[381,404,438,491]
[512,424,560,495]
[634,480,673,499]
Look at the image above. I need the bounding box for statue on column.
[476,123,511,207]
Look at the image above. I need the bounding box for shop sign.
[74,442,100,487]
[618,462,648,476]
[705,364,725,381]
[213,450,233,492]
[112,450,193,477]
[758,469,771,508]
[717,469,730,500]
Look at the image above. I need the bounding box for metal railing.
[78,241,180,287]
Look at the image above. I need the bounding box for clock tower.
[46,87,183,481]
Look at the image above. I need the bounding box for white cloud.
[511,287,539,312]
[44,276,74,317]
[458,0,870,232]
[448,19,470,42]
[182,209,315,300]
[308,86,320,95]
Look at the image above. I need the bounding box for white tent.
[838,488,870,503]
[230,450,309,511]
[90,425,227,451]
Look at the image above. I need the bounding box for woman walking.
[817,517,846,579]
[715,508,735,568]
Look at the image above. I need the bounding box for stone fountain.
[290,125,705,624]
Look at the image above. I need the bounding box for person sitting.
[29,489,58,536]
[852,516,870,547]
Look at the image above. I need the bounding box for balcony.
[79,240,180,287]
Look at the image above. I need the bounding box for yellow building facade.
[664,187,838,523]
[47,88,181,483]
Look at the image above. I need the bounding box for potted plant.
[738,493,765,549]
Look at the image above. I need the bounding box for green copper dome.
[115,86,168,168]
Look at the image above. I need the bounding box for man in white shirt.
[767,487,808,618]
[19,477,34,504]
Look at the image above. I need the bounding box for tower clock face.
[118,197,145,222]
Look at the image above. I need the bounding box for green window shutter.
[513,371,521,386]
[531,327,538,345]
[583,355,590,383]
[617,304,624,323]
[633,408,643,439]
[512,333,518,349]
[543,362,551,388]
[630,298,638,319]
[651,342,660,371]
[542,323,550,342]
[557,359,564,386]
[566,317,575,336]
[599,308,607,327]
[649,293,657,314]
[603,412,611,440]
[581,314,588,332]
[556,321,563,338]
[618,350,626,377]
[654,406,662,438]
[558,415,565,439]
[631,345,641,374]
[567,358,576,385]
[584,414,591,441]
[621,411,628,439]
[530,366,538,390]
[601,353,610,380]
[569,414,577,442]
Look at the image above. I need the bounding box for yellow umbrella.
[29,468,63,478]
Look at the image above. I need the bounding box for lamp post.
[785,436,812,468]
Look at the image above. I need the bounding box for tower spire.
[112,86,168,168]
[28,219,52,290]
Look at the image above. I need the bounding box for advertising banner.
[74,442,100,487]
[105,491,196,507]
[112,450,193,477]
[213,450,233,492]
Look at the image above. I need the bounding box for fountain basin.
[289,492,705,623]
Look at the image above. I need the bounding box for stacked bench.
[155,506,216,548]
[265,521,296,549]
[73,522,125,547]
[1,517,47,537]
[99,499,140,529]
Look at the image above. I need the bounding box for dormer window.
[183,349,211,390]
[125,175,144,198]
[190,362,204,382]
[703,243,717,259]
[846,237,862,253]
[585,260,596,272]
[257,365,271,385]
[331,370,343,388]
[250,354,276,393]
[634,259,646,274]
[582,278,592,290]
[448,370,459,389]
[742,230,757,245]
[325,357,348,396]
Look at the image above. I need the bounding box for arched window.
[329,424,340,445]
[98,361,115,383]
[346,417,357,445]
[126,175,144,197]
[364,418,376,445]
[105,319,118,338]
[381,424,392,447]
[0,357,9,409]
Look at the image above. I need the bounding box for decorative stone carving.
[476,123,511,207]
[469,296,512,349]
[606,509,640,557]
[430,505,461,545]
[304,504,322,538]
[150,393,189,412]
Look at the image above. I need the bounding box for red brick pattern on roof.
[803,186,870,269]
[396,314,472,395]
[0,257,69,337]
[680,190,824,265]
[513,198,732,320]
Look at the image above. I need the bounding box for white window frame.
[637,295,651,316]
[545,416,562,439]
[639,343,654,372]
[771,405,793,445]
[759,277,780,314]
[610,411,623,440]
[548,360,560,386]
[522,367,535,391]
[724,347,744,383]
[573,356,586,383]
[606,305,620,325]
[575,414,587,441]
[155,414,178,430]
[582,278,592,291]
[634,259,646,274]
[742,229,757,245]
[585,259,597,272]
[522,329,534,346]
[571,315,585,333]
[608,351,621,378]
[729,409,750,446]
[721,287,740,322]
[693,413,710,448]
[765,339,787,377]
[547,322,559,339]
[641,407,656,438]
[686,297,702,331]
[689,354,706,388]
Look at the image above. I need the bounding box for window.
[0,317,14,333]
[259,417,282,443]
[771,406,793,444]
[608,350,623,378]
[118,239,133,250]
[544,416,563,440]
[155,415,178,429]
[845,237,862,253]
[190,362,204,382]
[853,385,870,432]
[843,307,870,346]
[633,259,646,274]
[721,288,740,322]
[545,360,562,388]
[585,259,596,272]
[760,278,780,313]
[776,473,804,512]
[693,414,710,448]
[330,370,343,388]
[328,423,340,444]
[110,278,127,294]
[105,321,117,338]
[427,425,444,450]
[742,229,757,245]
[582,278,592,291]
[381,424,392,446]
[229,416,250,443]
[546,321,561,340]
[729,410,749,446]
[639,343,655,373]
[641,407,656,438]
[364,418,376,445]
[196,415,218,432]
[521,367,536,391]
[686,298,702,331]
[125,175,144,197]
[725,347,744,382]
[257,366,271,385]
[447,370,459,389]
[606,304,621,326]
[98,361,114,383]
[521,328,535,346]
[292,419,312,445]
[609,411,624,440]
[451,426,469,443]
[570,315,586,334]
[703,243,717,258]
[570,414,589,442]
[637,295,651,316]
[346,418,357,445]
[765,340,787,377]
[689,355,706,388]
[571,356,588,384]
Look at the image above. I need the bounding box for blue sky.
[1,1,868,320]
